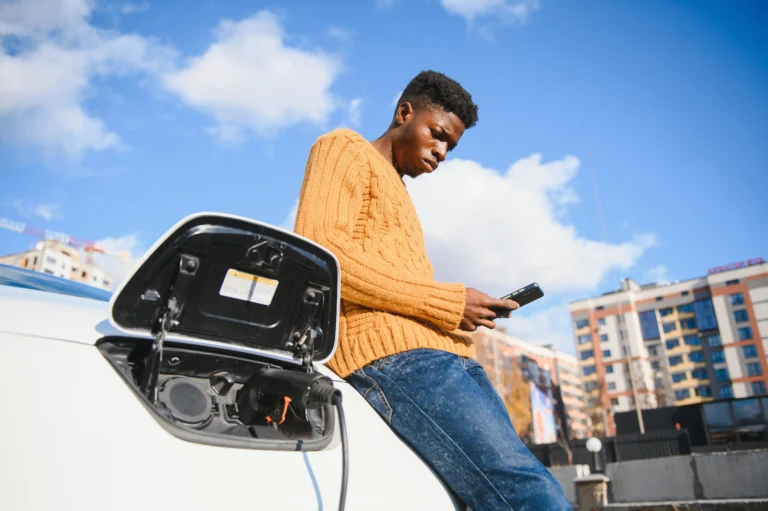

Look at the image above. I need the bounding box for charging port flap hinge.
[143,253,200,401]
[287,288,324,370]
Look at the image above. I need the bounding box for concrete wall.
[604,450,768,503]
[549,464,589,505]
[607,455,697,503]
[696,450,768,500]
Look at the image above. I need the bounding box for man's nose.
[433,142,447,162]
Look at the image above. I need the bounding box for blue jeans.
[346,348,570,511]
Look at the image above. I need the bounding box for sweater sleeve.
[294,133,466,332]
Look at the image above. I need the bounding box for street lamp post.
[586,436,603,474]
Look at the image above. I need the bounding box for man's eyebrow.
[438,125,458,150]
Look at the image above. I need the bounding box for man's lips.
[423,159,438,172]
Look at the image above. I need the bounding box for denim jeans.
[346,348,571,511]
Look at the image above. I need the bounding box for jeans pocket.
[351,367,393,424]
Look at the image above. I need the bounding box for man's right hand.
[459,288,519,332]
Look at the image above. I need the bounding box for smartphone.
[501,282,544,308]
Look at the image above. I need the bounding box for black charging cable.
[333,393,348,511]
[237,370,349,511]
[310,382,348,511]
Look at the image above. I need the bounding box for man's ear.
[394,101,415,127]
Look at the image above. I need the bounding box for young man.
[294,70,570,510]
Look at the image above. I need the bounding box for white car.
[0,213,462,511]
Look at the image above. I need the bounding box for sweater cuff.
[422,283,467,332]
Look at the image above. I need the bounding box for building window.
[720,386,733,399]
[610,398,619,407]
[639,310,661,340]
[746,363,763,377]
[651,361,661,370]
[103,280,111,287]
[581,350,594,360]
[672,372,687,383]
[677,304,694,313]
[688,351,704,363]
[606,365,614,373]
[716,368,730,382]
[752,382,767,395]
[577,334,591,345]
[711,349,725,363]
[696,385,711,397]
[694,299,718,330]
[662,322,677,333]
[583,365,596,376]
[607,382,617,390]
[666,339,680,350]
[733,310,749,323]
[576,319,589,329]
[596,306,604,311]
[602,350,611,358]
[742,345,758,358]
[738,327,753,341]
[682,291,690,296]
[729,293,744,306]
[660,307,674,317]
[680,318,697,330]
[684,335,701,346]
[675,389,691,400]
[692,368,708,379]
[656,297,663,302]
[648,345,658,356]
[598,318,606,326]
[45,256,56,264]
[707,335,722,347]
[599,334,609,342]
[669,355,684,366]
[585,381,598,392]
[43,269,54,274]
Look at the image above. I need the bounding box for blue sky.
[1,0,766,352]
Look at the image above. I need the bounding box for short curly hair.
[396,70,479,129]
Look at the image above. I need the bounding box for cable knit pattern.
[294,128,474,377]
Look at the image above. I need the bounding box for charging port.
[97,338,336,451]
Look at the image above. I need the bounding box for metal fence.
[528,429,692,467]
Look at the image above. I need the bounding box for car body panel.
[0,285,460,510]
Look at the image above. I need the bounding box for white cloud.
[0,0,175,158]
[33,203,62,221]
[643,264,670,286]
[347,97,363,127]
[121,2,149,14]
[375,0,401,8]
[499,303,575,353]
[326,26,353,43]
[440,0,540,23]
[92,233,144,290]
[280,200,298,232]
[163,11,342,142]
[391,89,403,108]
[407,154,656,297]
[8,199,63,221]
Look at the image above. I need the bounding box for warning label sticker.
[219,269,279,306]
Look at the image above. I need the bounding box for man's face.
[393,103,465,179]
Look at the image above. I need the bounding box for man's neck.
[371,135,404,178]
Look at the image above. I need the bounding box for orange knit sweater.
[294,128,474,377]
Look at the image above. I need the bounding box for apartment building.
[0,239,113,291]
[471,328,590,442]
[570,258,767,436]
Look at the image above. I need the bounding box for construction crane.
[0,217,130,264]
